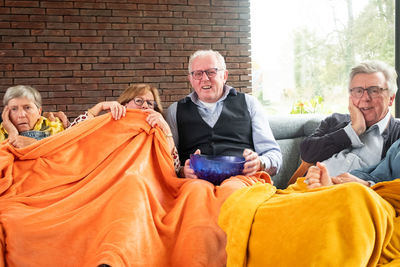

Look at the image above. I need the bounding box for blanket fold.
[0,109,266,267]
[219,177,400,266]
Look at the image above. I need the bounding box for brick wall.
[0,0,251,119]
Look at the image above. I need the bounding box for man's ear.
[223,70,228,83]
[389,94,396,106]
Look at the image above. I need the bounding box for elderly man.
[300,60,400,177]
[166,49,282,178]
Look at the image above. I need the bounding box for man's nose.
[360,89,371,101]
[201,71,210,80]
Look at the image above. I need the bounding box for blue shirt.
[351,137,400,184]
[166,86,282,175]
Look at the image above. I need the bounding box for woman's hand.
[8,135,37,148]
[89,101,126,120]
[1,106,18,138]
[145,109,173,136]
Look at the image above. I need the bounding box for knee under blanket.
[219,178,400,266]
[0,109,268,267]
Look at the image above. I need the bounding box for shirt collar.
[188,85,237,106]
[369,110,391,135]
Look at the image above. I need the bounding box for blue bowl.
[189,154,245,185]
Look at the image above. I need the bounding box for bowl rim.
[190,154,246,164]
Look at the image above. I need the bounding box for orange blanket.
[0,110,267,267]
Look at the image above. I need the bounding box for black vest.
[177,90,254,163]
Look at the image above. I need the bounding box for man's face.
[188,54,228,103]
[350,72,395,127]
[8,97,42,132]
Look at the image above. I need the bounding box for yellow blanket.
[219,178,400,266]
[0,109,268,267]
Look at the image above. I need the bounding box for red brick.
[47,22,79,29]
[49,77,81,84]
[82,77,113,84]
[30,15,63,22]
[109,50,140,57]
[10,8,45,14]
[105,70,135,76]
[66,84,98,91]
[71,37,103,43]
[66,57,98,64]
[65,29,97,36]
[0,14,29,21]
[48,64,81,71]
[37,36,70,43]
[46,9,79,16]
[78,50,109,57]
[93,63,124,70]
[98,57,129,63]
[13,77,48,84]
[45,50,77,57]
[64,16,96,23]
[32,57,65,64]
[73,2,106,9]
[81,90,113,97]
[5,71,38,77]
[32,29,64,36]
[40,71,74,77]
[73,70,105,77]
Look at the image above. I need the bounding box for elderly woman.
[70,83,180,172]
[0,85,64,148]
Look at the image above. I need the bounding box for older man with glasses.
[300,60,400,180]
[166,49,282,179]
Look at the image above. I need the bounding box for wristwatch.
[259,157,266,171]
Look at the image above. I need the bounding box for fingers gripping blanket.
[0,110,265,267]
[219,178,400,266]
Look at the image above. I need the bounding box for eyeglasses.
[349,86,388,98]
[133,97,157,109]
[190,68,222,80]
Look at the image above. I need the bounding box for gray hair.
[349,60,398,95]
[3,85,42,108]
[188,50,226,73]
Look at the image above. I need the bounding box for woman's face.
[7,97,42,132]
[125,91,156,110]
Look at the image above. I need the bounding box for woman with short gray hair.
[1,85,64,148]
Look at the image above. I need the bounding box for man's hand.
[332,172,370,186]
[348,96,366,135]
[181,149,200,178]
[305,162,333,188]
[242,148,261,176]
[1,106,18,138]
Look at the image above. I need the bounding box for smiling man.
[166,50,282,178]
[300,60,400,177]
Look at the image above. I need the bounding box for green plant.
[290,95,324,114]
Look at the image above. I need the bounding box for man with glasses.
[300,60,400,178]
[166,50,282,178]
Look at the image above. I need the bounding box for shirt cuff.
[343,123,363,148]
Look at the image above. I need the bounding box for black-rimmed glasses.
[349,86,388,98]
[133,97,157,109]
[190,68,222,80]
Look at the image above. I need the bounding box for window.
[251,0,395,115]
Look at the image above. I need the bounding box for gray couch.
[268,114,326,189]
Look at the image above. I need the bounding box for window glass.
[251,0,395,115]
